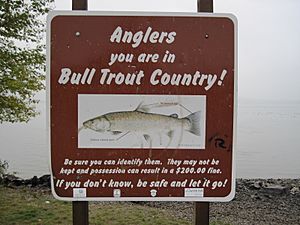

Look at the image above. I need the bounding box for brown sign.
[47,12,237,201]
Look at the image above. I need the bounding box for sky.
[53,0,300,101]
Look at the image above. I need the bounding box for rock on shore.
[1,174,51,188]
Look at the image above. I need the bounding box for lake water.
[0,97,299,179]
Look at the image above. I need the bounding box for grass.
[0,186,231,225]
[211,222,232,225]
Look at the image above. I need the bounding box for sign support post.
[195,0,213,224]
[72,0,87,10]
[71,3,89,225]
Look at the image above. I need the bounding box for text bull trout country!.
[58,68,227,91]
[100,68,227,91]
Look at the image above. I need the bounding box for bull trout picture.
[79,102,201,147]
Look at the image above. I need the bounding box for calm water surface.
[0,98,299,178]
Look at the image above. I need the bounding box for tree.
[0,0,53,123]
[0,159,8,178]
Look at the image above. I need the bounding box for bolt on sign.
[47,11,237,201]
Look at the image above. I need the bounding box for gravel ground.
[142,179,300,225]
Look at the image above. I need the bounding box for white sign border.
[46,10,238,202]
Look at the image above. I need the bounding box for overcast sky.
[53,0,300,101]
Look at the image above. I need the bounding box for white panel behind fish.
[78,94,206,149]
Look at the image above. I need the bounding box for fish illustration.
[79,103,201,147]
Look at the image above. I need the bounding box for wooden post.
[71,2,89,225]
[197,0,213,12]
[194,201,210,225]
[72,0,88,10]
[73,201,89,225]
[195,2,213,224]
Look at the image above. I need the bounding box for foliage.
[0,0,53,123]
[0,159,8,178]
